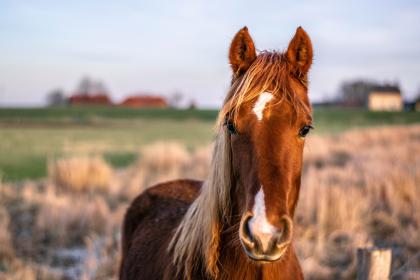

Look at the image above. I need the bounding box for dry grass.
[0,205,15,269]
[117,143,212,200]
[48,156,114,192]
[0,125,419,279]
[298,125,420,279]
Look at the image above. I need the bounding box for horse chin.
[242,245,288,264]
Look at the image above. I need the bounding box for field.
[0,108,216,181]
[1,107,419,181]
[0,107,419,279]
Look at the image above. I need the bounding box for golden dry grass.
[48,156,114,192]
[298,125,420,279]
[0,125,419,279]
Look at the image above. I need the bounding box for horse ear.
[286,27,313,78]
[229,27,257,76]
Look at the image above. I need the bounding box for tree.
[77,77,93,95]
[415,86,420,102]
[188,99,197,109]
[337,80,379,106]
[75,76,109,95]
[94,80,108,94]
[46,89,67,107]
[168,91,184,108]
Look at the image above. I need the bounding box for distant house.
[367,85,403,111]
[68,94,112,106]
[68,77,113,106]
[416,97,420,112]
[120,95,167,108]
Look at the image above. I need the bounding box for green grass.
[103,152,138,168]
[0,118,214,181]
[0,155,47,182]
[312,108,420,133]
[0,107,218,122]
[0,107,419,181]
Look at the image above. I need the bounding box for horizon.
[1,0,419,108]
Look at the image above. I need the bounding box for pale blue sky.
[0,0,419,107]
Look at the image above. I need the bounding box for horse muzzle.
[239,212,293,262]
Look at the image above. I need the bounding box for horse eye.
[299,125,313,137]
[226,121,237,134]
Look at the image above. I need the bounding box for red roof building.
[68,94,112,106]
[120,95,167,108]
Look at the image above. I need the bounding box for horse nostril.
[274,215,293,248]
[239,213,255,249]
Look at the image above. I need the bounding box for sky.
[0,0,419,108]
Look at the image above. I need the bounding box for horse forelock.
[218,51,310,126]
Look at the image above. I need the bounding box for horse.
[120,26,313,280]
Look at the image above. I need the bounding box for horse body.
[121,26,313,280]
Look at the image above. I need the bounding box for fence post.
[357,247,392,280]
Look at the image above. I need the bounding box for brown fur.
[120,26,313,280]
[120,179,202,279]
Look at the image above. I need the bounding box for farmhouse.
[120,95,167,108]
[68,94,112,106]
[367,85,402,111]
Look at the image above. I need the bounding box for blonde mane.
[169,127,232,278]
[168,51,308,279]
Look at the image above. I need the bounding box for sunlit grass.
[0,125,418,279]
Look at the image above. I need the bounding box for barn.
[120,95,167,108]
[367,86,402,111]
[68,94,112,106]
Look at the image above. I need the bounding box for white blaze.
[252,92,273,121]
[248,187,277,251]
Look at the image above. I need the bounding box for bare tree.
[94,80,109,94]
[337,80,379,106]
[75,77,109,95]
[188,99,197,109]
[415,86,420,102]
[77,77,93,95]
[46,89,67,107]
[169,91,184,108]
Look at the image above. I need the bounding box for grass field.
[0,125,419,279]
[0,106,419,181]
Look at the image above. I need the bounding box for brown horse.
[120,26,313,280]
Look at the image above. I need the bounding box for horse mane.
[168,126,232,279]
[168,51,308,279]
